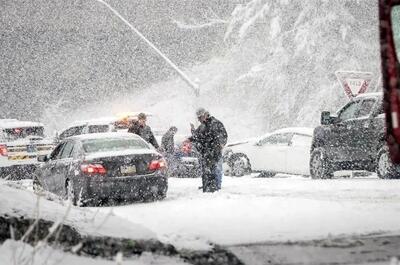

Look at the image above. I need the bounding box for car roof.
[68,132,142,141]
[272,127,314,136]
[0,119,44,129]
[67,117,117,127]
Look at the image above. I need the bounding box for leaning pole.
[94,0,200,97]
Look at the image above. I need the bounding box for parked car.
[56,117,118,142]
[224,127,314,177]
[34,132,168,206]
[57,113,166,143]
[164,136,201,178]
[310,92,395,179]
[0,119,54,179]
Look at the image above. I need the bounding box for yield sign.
[335,71,374,99]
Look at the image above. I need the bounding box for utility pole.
[94,0,200,97]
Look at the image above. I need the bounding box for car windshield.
[2,126,44,141]
[82,137,149,153]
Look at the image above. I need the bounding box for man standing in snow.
[128,113,159,149]
[189,108,227,192]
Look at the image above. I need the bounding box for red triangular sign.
[335,71,374,99]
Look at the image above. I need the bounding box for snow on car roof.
[69,132,141,141]
[227,127,314,147]
[84,149,158,160]
[68,117,117,127]
[272,127,314,136]
[0,119,43,129]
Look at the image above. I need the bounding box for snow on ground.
[0,179,155,240]
[99,174,400,248]
[3,173,400,253]
[0,240,187,265]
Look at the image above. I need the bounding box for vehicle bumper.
[76,172,168,205]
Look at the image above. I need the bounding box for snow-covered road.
[98,174,400,249]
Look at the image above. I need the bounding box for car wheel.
[66,180,77,206]
[230,153,251,177]
[310,149,333,179]
[258,171,276,178]
[376,146,400,179]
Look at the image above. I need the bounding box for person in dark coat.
[127,113,159,149]
[189,108,228,192]
[161,126,178,154]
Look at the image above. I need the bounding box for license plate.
[120,165,136,175]
[27,145,37,153]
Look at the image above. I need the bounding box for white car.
[57,117,118,141]
[224,127,314,177]
[58,113,166,142]
[0,119,54,179]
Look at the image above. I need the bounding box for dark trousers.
[200,159,218,193]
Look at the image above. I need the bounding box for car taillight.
[81,164,107,175]
[0,145,8,156]
[148,159,167,171]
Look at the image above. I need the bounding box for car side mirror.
[321,111,340,125]
[37,155,49,162]
[321,111,332,125]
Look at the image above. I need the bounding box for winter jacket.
[161,130,176,154]
[128,122,159,149]
[189,116,227,165]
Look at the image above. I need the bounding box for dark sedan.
[34,132,168,206]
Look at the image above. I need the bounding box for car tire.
[310,149,333,179]
[65,180,77,206]
[376,146,400,179]
[258,171,276,178]
[230,153,251,177]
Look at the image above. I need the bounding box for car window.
[3,126,44,141]
[59,141,74,159]
[82,137,150,153]
[355,99,376,118]
[338,100,361,121]
[49,142,65,160]
[260,133,293,146]
[290,134,312,147]
[59,126,85,140]
[88,125,110,133]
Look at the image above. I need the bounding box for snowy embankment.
[0,180,155,240]
[0,240,186,265]
[0,179,244,265]
[103,174,400,247]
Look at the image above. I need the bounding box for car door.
[345,98,379,162]
[39,142,66,193]
[286,133,313,175]
[330,99,362,162]
[251,133,293,173]
[53,140,75,196]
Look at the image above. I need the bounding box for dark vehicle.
[34,132,168,206]
[310,92,399,179]
[165,138,201,178]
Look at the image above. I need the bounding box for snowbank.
[0,179,155,240]
[0,240,187,265]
